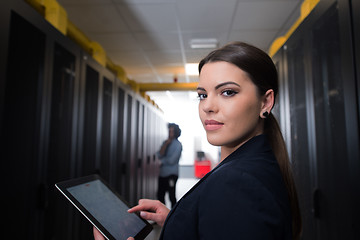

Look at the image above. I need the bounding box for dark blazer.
[159,134,292,240]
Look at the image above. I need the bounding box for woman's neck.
[220,131,263,161]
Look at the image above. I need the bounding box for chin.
[206,135,225,147]
[207,133,256,149]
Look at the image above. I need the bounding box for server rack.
[273,0,360,239]
[136,102,145,202]
[0,1,167,239]
[43,39,82,240]
[3,9,48,240]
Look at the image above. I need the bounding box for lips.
[204,120,224,131]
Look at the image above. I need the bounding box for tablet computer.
[55,174,153,240]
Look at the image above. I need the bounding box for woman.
[157,123,182,208]
[94,42,302,240]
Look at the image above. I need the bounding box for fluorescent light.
[190,38,218,49]
[185,63,199,76]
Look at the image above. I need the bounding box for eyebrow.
[197,81,240,92]
[215,81,240,89]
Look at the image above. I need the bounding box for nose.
[200,94,218,114]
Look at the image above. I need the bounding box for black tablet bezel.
[55,174,153,240]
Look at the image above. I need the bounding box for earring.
[262,111,269,118]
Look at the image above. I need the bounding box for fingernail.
[140,211,146,218]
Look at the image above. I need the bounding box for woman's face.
[197,61,265,157]
[168,126,175,139]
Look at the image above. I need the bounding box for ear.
[260,89,274,119]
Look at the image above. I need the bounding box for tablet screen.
[56,175,152,240]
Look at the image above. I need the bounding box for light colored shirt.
[157,139,182,177]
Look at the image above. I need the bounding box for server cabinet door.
[123,94,135,203]
[99,77,113,183]
[81,65,99,176]
[76,64,100,240]
[129,97,139,205]
[311,4,355,239]
[142,106,150,198]
[43,42,77,240]
[2,11,46,239]
[149,111,157,200]
[115,87,125,194]
[286,37,317,240]
[136,101,145,201]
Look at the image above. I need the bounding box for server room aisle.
[145,175,199,240]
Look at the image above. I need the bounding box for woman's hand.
[93,199,170,240]
[128,199,170,227]
[93,226,135,240]
[93,227,105,240]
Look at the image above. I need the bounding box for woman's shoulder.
[211,148,278,181]
[168,138,182,150]
[203,159,270,195]
[195,160,291,239]
[171,138,182,146]
[200,152,290,212]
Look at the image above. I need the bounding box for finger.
[139,211,157,221]
[128,199,160,213]
[93,226,105,240]
[139,211,167,227]
[128,204,144,213]
[127,238,135,240]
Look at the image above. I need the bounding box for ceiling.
[57,0,302,104]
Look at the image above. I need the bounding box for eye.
[197,93,207,100]
[221,89,238,97]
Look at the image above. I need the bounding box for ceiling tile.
[146,50,183,66]
[91,33,139,51]
[184,49,211,63]
[64,4,129,33]
[232,1,300,30]
[134,32,181,51]
[176,0,237,31]
[110,50,148,67]
[117,3,178,32]
[228,30,279,51]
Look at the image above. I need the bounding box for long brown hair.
[199,41,302,240]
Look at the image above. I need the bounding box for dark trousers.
[157,175,178,208]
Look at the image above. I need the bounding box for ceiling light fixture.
[189,38,218,49]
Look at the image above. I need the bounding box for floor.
[144,177,199,240]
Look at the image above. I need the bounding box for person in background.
[157,123,182,208]
[94,42,302,240]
